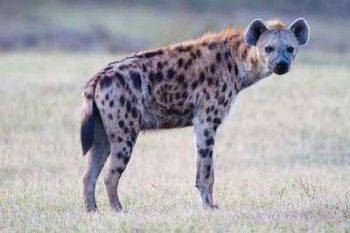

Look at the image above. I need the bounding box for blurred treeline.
[60,0,350,15]
[0,0,349,52]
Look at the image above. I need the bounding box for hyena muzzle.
[81,18,309,212]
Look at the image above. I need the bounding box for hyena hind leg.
[83,118,110,212]
[104,130,139,212]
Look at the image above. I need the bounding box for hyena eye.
[265,46,274,53]
[287,46,294,53]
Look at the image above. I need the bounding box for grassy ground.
[0,51,349,232]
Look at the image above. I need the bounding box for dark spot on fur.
[100,76,112,88]
[123,156,130,164]
[108,113,113,120]
[224,50,231,60]
[227,62,232,73]
[119,95,125,106]
[149,71,155,83]
[117,152,123,159]
[157,62,163,70]
[109,100,114,107]
[216,52,222,63]
[104,66,113,71]
[177,45,192,52]
[130,71,142,90]
[213,118,222,125]
[124,127,129,134]
[184,59,193,70]
[176,74,185,83]
[126,101,132,112]
[167,68,176,79]
[206,164,211,173]
[116,167,125,174]
[224,100,229,108]
[190,52,196,59]
[221,83,227,92]
[204,173,210,180]
[111,133,115,139]
[115,72,125,87]
[126,140,133,148]
[118,120,125,128]
[110,169,117,174]
[144,50,164,58]
[177,58,184,68]
[155,71,163,82]
[234,64,239,76]
[196,49,201,57]
[208,42,217,49]
[119,65,128,70]
[142,64,147,72]
[177,101,184,107]
[199,72,205,83]
[191,81,198,90]
[199,148,209,158]
[210,64,216,74]
[117,136,123,142]
[85,93,93,99]
[131,107,138,118]
[206,137,214,146]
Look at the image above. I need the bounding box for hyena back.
[81,18,310,212]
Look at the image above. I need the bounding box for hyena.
[81,18,310,212]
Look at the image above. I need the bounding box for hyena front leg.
[83,117,110,212]
[194,119,218,209]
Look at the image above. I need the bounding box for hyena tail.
[80,77,99,156]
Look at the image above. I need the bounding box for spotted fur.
[81,18,309,212]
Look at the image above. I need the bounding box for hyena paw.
[203,203,219,209]
[111,203,123,212]
[86,205,98,213]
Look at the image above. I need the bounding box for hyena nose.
[274,60,289,75]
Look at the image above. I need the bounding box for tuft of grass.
[0,51,349,232]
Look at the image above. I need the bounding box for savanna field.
[0,51,349,232]
[0,1,350,232]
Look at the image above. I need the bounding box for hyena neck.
[226,35,272,91]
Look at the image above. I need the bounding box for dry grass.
[0,52,349,232]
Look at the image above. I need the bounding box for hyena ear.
[245,19,268,46]
[288,18,310,46]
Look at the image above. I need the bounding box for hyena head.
[245,18,310,75]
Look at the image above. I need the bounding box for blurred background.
[0,0,349,53]
[1,1,350,232]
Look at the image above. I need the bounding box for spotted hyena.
[81,18,310,212]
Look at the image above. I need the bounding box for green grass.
[0,51,349,232]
